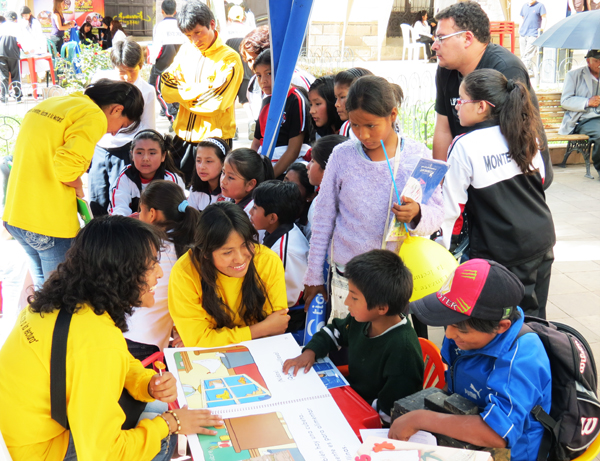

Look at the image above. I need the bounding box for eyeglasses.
[433,30,468,43]
[454,98,496,108]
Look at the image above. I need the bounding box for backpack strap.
[516,322,560,461]
[50,308,73,430]
[509,322,534,350]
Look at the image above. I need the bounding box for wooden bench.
[537,92,593,179]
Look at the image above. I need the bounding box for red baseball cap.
[410,259,524,326]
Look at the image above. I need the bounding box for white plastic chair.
[400,24,427,61]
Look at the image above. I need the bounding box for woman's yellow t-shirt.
[0,305,168,461]
[168,244,288,347]
[2,92,107,238]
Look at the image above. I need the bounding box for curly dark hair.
[435,1,491,44]
[28,216,164,332]
[240,26,269,60]
[190,201,272,329]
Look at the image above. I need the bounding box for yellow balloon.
[399,235,459,302]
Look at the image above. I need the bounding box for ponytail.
[140,180,201,258]
[462,69,544,175]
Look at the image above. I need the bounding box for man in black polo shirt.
[430,1,553,188]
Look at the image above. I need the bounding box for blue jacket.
[442,308,552,461]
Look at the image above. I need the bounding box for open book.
[164,334,360,461]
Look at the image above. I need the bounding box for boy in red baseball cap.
[389,259,552,461]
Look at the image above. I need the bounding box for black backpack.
[516,316,600,461]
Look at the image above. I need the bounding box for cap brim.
[409,292,472,327]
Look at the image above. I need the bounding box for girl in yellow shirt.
[168,201,290,347]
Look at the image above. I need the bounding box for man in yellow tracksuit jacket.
[161,0,243,183]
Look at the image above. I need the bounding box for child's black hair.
[224,148,274,185]
[130,129,184,180]
[462,68,545,176]
[252,180,303,226]
[177,0,214,32]
[110,39,144,70]
[333,68,373,88]
[85,78,144,133]
[190,137,230,193]
[140,180,201,258]
[344,249,413,316]
[346,75,404,118]
[309,76,342,136]
[161,0,176,15]
[311,134,347,170]
[286,163,314,199]
[454,308,521,334]
[253,48,271,69]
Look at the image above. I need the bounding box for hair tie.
[178,200,189,213]
[506,79,516,92]
[203,138,227,156]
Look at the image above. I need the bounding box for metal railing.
[297,47,357,77]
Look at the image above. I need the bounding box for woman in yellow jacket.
[2,79,143,287]
[0,216,222,461]
[168,201,290,347]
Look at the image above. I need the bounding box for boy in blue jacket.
[389,259,552,461]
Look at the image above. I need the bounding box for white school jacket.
[124,240,177,350]
[109,166,185,216]
[263,223,309,307]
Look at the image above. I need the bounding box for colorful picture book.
[164,334,361,461]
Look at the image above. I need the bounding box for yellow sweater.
[0,306,169,461]
[2,92,107,238]
[160,33,243,142]
[168,244,288,347]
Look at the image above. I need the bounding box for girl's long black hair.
[462,69,544,175]
[28,216,164,332]
[309,76,343,137]
[190,201,272,329]
[140,180,201,258]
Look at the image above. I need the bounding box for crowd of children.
[0,3,561,460]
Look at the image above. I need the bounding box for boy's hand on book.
[166,406,224,436]
[393,196,421,224]
[149,372,177,403]
[388,410,424,441]
[282,350,316,377]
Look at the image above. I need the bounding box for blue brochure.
[401,158,450,205]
